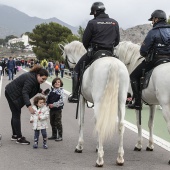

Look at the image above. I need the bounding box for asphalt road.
[0,70,170,170]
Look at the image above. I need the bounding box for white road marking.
[0,75,3,97]
[124,120,170,151]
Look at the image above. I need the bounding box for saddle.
[79,50,113,81]
[92,50,113,60]
[78,50,114,108]
[84,50,113,70]
[142,58,170,89]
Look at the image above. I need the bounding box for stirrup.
[128,103,142,110]
[127,103,135,109]
[134,105,142,110]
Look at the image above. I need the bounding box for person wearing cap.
[128,10,170,110]
[68,1,120,103]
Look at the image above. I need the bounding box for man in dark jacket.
[5,65,48,145]
[68,1,120,103]
[7,57,16,80]
[128,10,170,110]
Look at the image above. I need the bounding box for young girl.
[47,78,65,141]
[30,96,49,149]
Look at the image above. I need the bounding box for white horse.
[59,41,129,167]
[115,41,170,164]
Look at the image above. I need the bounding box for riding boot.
[128,81,142,110]
[68,71,79,103]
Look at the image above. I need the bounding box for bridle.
[65,55,76,71]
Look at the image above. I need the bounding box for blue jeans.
[34,129,47,142]
[8,69,14,80]
[48,68,53,77]
[60,70,64,78]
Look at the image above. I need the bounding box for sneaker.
[11,135,17,141]
[16,137,30,145]
[33,143,38,149]
[55,137,63,142]
[43,144,48,149]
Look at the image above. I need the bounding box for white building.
[7,34,33,51]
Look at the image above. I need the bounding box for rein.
[65,55,76,71]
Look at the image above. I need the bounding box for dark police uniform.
[74,13,120,73]
[130,20,170,82]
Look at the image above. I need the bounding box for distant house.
[7,34,33,51]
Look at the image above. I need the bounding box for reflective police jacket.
[82,13,120,50]
[140,21,170,57]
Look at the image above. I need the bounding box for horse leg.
[134,110,143,151]
[146,105,156,151]
[96,133,104,167]
[161,104,170,134]
[95,118,99,152]
[116,103,125,165]
[96,131,99,152]
[161,104,170,164]
[75,96,85,153]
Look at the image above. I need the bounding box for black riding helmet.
[90,2,105,15]
[148,10,167,21]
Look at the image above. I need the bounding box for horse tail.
[95,62,119,141]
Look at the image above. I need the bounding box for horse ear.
[58,44,65,52]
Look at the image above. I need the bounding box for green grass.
[125,105,170,142]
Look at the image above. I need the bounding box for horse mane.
[64,41,87,62]
[115,41,144,74]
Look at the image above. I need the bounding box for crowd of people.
[0,57,39,80]
[0,57,66,81]
[40,59,65,78]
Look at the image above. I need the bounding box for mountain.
[0,4,152,43]
[0,4,78,38]
[120,24,152,44]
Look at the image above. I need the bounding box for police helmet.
[148,10,167,21]
[90,2,105,15]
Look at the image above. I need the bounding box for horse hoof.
[96,148,98,152]
[168,160,170,165]
[116,161,124,166]
[134,147,141,151]
[146,147,153,151]
[75,148,82,153]
[95,163,103,167]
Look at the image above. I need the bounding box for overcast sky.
[0,0,170,29]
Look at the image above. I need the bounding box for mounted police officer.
[128,10,170,110]
[68,1,120,103]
